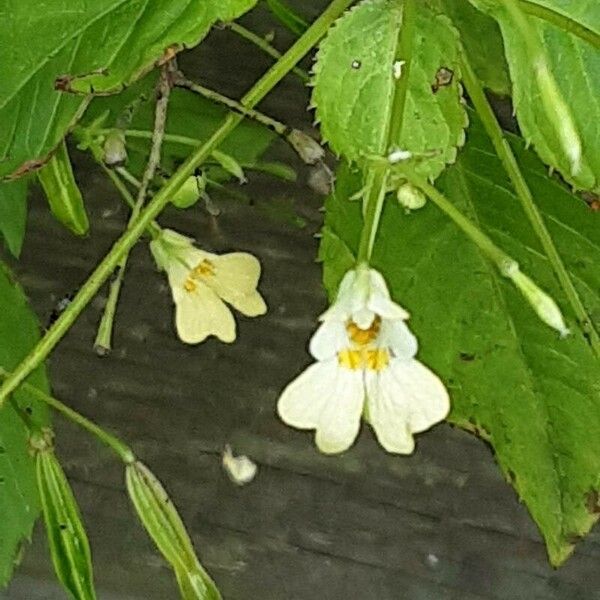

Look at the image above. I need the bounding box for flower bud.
[102,129,128,167]
[287,129,325,165]
[396,183,426,211]
[126,461,221,599]
[506,264,569,337]
[171,175,205,209]
[34,433,96,600]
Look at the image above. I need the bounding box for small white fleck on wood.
[222,445,258,486]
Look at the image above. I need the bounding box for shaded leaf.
[312,0,467,181]
[471,0,600,191]
[0,0,257,178]
[0,264,50,585]
[0,180,28,257]
[320,119,600,565]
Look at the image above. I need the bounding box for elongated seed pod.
[36,449,96,600]
[37,140,89,235]
[126,461,221,600]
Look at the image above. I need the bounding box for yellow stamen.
[183,278,197,293]
[338,349,363,370]
[366,348,390,371]
[191,259,216,278]
[337,347,390,372]
[347,316,381,346]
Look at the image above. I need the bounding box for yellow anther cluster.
[338,317,389,371]
[337,348,390,371]
[183,259,216,294]
[192,259,216,277]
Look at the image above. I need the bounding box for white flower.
[150,229,266,344]
[277,266,449,455]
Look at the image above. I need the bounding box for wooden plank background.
[2,3,600,599]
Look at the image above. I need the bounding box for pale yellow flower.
[150,229,266,344]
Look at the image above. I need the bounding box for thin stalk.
[356,164,388,264]
[357,0,416,264]
[460,49,600,355]
[519,0,600,49]
[226,22,310,83]
[0,0,355,404]
[173,73,288,135]
[94,62,173,356]
[0,368,134,464]
[402,170,516,272]
[98,161,161,237]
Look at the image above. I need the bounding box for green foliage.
[0,180,28,257]
[0,0,258,179]
[312,0,467,181]
[36,141,89,236]
[435,0,511,95]
[0,264,50,585]
[265,0,308,34]
[471,0,600,192]
[320,118,600,565]
[79,73,276,180]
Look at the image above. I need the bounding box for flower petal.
[174,281,236,344]
[366,269,410,321]
[309,320,348,361]
[378,319,418,359]
[365,359,449,454]
[277,360,364,454]
[209,253,266,315]
[319,269,358,322]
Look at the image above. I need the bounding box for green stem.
[94,63,173,355]
[460,49,600,355]
[173,73,288,135]
[356,164,388,264]
[0,368,134,464]
[519,0,600,49]
[357,0,415,264]
[386,0,416,149]
[0,0,354,404]
[402,170,516,272]
[226,22,310,83]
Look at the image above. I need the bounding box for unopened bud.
[171,175,204,209]
[102,129,127,167]
[397,183,426,210]
[126,461,222,599]
[34,435,96,600]
[507,264,569,337]
[535,59,582,176]
[287,129,325,165]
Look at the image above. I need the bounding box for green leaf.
[78,73,276,178]
[434,0,511,95]
[320,119,600,565]
[312,0,467,181]
[0,180,28,257]
[471,0,600,192]
[0,264,50,585]
[36,141,89,236]
[0,0,257,178]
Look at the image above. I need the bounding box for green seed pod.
[396,183,426,211]
[35,442,96,600]
[102,129,128,167]
[171,176,205,209]
[126,461,221,600]
[36,140,90,236]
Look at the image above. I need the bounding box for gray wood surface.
[2,4,600,599]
